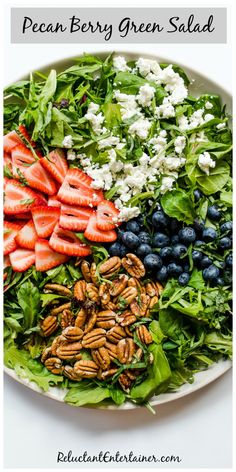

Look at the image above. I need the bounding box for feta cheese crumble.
[137,84,155,107]
[84,102,105,135]
[216,122,226,130]
[129,117,151,140]
[198,152,216,175]
[113,56,130,72]
[62,135,73,148]
[174,136,186,154]
[205,101,213,110]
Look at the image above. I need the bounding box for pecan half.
[41,347,52,363]
[60,309,75,329]
[130,294,149,317]
[116,286,138,308]
[96,310,116,329]
[136,325,153,344]
[45,357,64,374]
[51,335,67,356]
[149,295,159,309]
[117,338,136,364]
[128,277,146,295]
[81,260,91,282]
[106,325,126,344]
[90,262,99,286]
[109,274,129,297]
[155,281,164,296]
[62,326,84,342]
[56,341,82,360]
[50,302,71,316]
[74,360,99,379]
[104,341,118,360]
[145,281,158,297]
[117,310,137,327]
[118,372,132,392]
[84,308,98,333]
[64,365,82,381]
[86,283,99,303]
[99,282,111,306]
[44,283,72,297]
[75,308,87,328]
[41,315,58,337]
[122,254,145,278]
[82,328,106,349]
[74,280,86,302]
[99,257,121,278]
[99,368,118,380]
[91,347,111,370]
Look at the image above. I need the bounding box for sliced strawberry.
[3,153,13,175]
[96,200,120,231]
[11,144,36,179]
[15,220,38,250]
[57,168,104,207]
[40,149,68,184]
[18,125,36,147]
[23,161,57,196]
[47,195,61,208]
[9,249,35,272]
[59,204,94,231]
[49,224,91,256]
[35,239,69,272]
[4,221,21,255]
[4,179,45,215]
[31,206,60,238]
[84,214,117,242]
[12,212,32,220]
[3,131,23,153]
[3,255,11,281]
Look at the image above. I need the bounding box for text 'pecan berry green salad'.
[3,54,232,409]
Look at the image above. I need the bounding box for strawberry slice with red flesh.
[59,204,94,231]
[18,125,36,147]
[96,200,120,231]
[31,206,60,238]
[84,214,117,243]
[35,239,69,272]
[4,221,22,255]
[4,180,45,215]
[40,149,68,184]
[57,168,104,207]
[3,131,24,153]
[47,195,61,208]
[9,249,35,272]
[15,220,38,250]
[49,224,91,256]
[24,161,57,195]
[11,144,36,179]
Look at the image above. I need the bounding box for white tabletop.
[4,42,232,469]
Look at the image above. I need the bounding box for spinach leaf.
[17,281,41,332]
[102,102,121,128]
[195,160,230,195]
[161,189,195,224]
[65,383,111,406]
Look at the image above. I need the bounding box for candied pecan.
[122,254,145,278]
[56,341,82,360]
[50,302,71,316]
[74,360,99,379]
[74,280,86,302]
[41,315,58,337]
[106,325,126,344]
[99,257,121,278]
[44,283,72,297]
[62,326,84,342]
[109,274,129,297]
[136,325,153,344]
[81,260,91,282]
[45,357,64,374]
[60,309,75,329]
[117,338,136,364]
[91,347,111,370]
[82,328,106,349]
[96,310,116,329]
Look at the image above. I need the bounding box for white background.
[3,1,233,470]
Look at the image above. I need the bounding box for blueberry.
[218,237,231,250]
[178,227,196,245]
[203,264,220,281]
[171,235,179,245]
[117,228,125,242]
[178,272,190,286]
[183,263,190,272]
[156,266,168,282]
[225,254,232,268]
[194,189,202,202]
[135,215,145,227]
[108,242,124,257]
[193,219,205,234]
[200,256,213,268]
[223,270,232,284]
[153,233,170,248]
[194,240,204,247]
[139,231,152,245]
[136,244,152,258]
[214,277,224,286]
[192,250,203,265]
[159,246,173,260]
[202,227,217,242]
[152,211,169,229]
[220,221,232,234]
[143,254,162,271]
[172,244,187,259]
[167,263,183,276]
[207,205,221,221]
[122,231,140,249]
[169,219,181,233]
[126,220,140,234]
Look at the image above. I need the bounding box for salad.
[3,53,232,410]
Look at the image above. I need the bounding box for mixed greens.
[4,53,232,409]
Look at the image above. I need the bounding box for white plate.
[4,51,232,409]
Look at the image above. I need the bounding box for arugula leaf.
[17,281,41,332]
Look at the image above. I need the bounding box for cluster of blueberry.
[108,200,232,287]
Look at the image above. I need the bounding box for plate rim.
[4,50,232,410]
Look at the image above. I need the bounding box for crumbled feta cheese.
[160,176,175,193]
[216,122,226,130]
[205,101,213,110]
[164,156,186,171]
[87,102,99,114]
[159,130,167,137]
[155,102,175,119]
[84,102,105,135]
[204,113,214,122]
[136,58,162,78]
[113,56,130,72]
[98,136,121,149]
[198,152,216,175]
[67,150,76,160]
[149,136,167,154]
[114,91,141,120]
[137,84,155,107]
[115,204,140,221]
[129,117,151,140]
[62,135,73,148]
[178,109,213,131]
[139,153,150,166]
[174,136,186,154]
